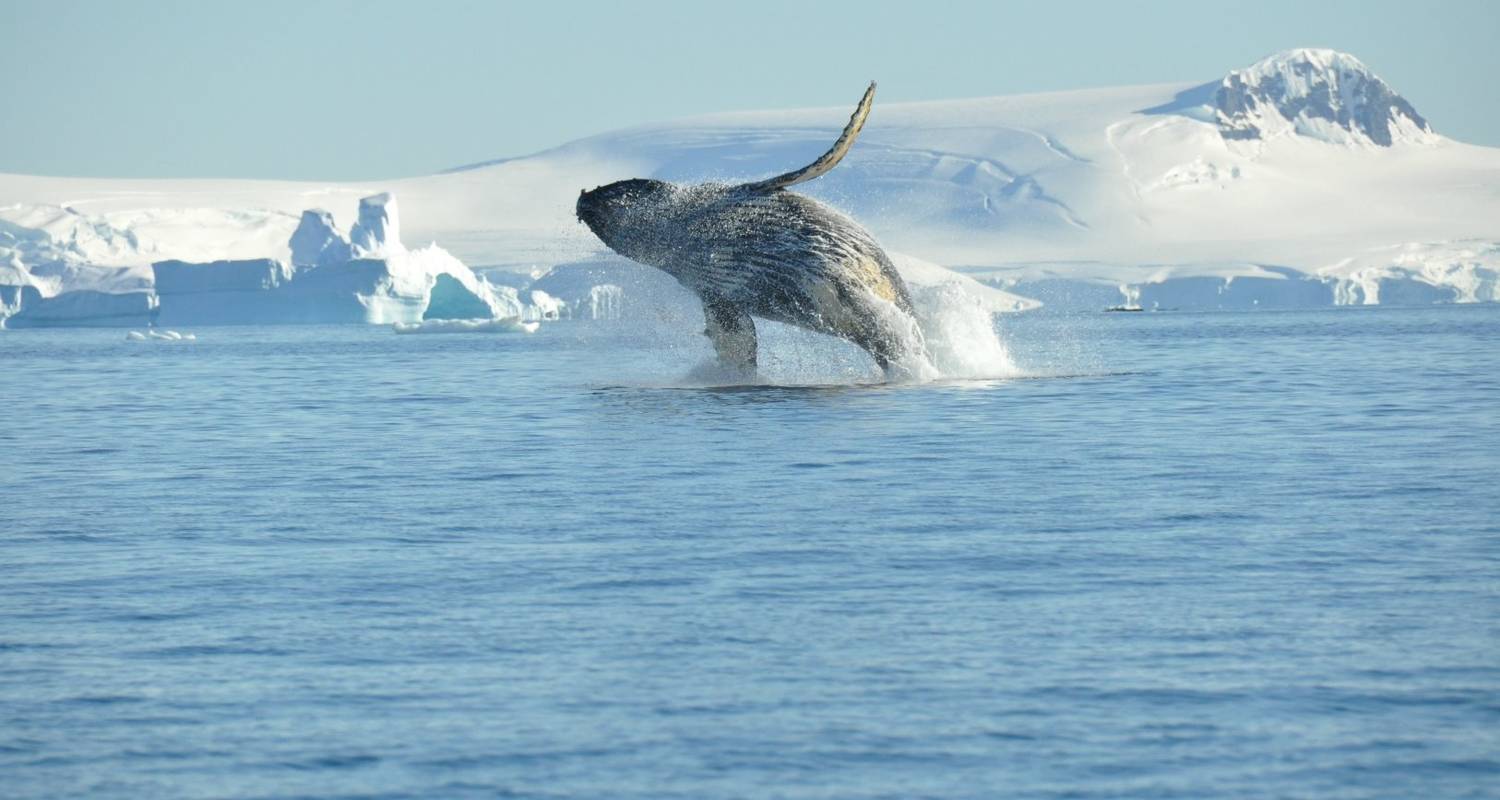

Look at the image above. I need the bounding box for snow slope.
[1,48,1496,317]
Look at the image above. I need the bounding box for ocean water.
[2,306,1497,799]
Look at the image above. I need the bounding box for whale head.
[576,178,677,261]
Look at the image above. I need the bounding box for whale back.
[652,189,913,319]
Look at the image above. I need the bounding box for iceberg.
[155,258,294,294]
[1321,241,1500,305]
[0,284,42,325]
[151,245,523,326]
[7,290,158,328]
[349,192,399,258]
[528,289,563,321]
[288,209,352,268]
[0,192,534,327]
[584,284,624,321]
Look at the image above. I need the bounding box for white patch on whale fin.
[702,296,758,373]
[739,82,875,193]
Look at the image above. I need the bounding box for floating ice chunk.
[528,289,563,320]
[425,272,495,320]
[391,318,539,335]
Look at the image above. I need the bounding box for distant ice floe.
[528,289,564,321]
[1321,240,1500,305]
[986,239,1500,313]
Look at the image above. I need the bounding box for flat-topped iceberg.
[8,290,158,328]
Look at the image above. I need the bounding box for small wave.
[126,329,195,342]
[392,317,538,335]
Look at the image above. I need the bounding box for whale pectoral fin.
[702,297,757,372]
[739,82,875,193]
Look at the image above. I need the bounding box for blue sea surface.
[2,306,1498,799]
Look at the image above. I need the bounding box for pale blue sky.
[2,0,1496,180]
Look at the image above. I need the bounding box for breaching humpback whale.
[575,83,924,376]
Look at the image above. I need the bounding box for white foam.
[610,290,1023,388]
[391,318,539,335]
[576,271,1026,387]
[909,281,1023,381]
[127,329,195,342]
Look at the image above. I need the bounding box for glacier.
[1,47,1497,328]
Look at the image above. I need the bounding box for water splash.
[569,274,1027,388]
[908,281,1024,381]
[646,286,1024,387]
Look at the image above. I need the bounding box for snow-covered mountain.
[1212,49,1436,147]
[2,48,1497,324]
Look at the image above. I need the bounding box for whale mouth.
[575,188,594,225]
[575,184,622,233]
